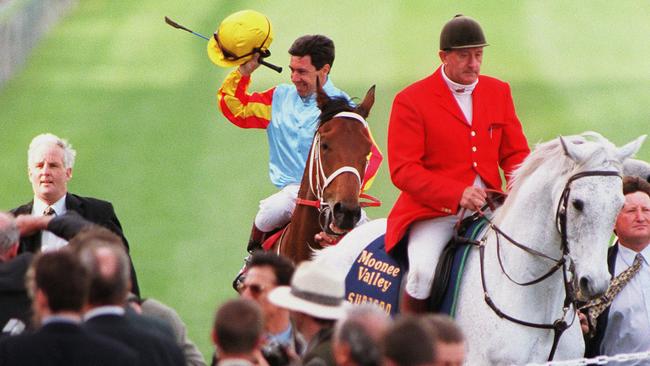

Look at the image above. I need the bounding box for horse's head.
[310,85,375,234]
[558,132,646,300]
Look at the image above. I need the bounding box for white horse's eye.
[572,199,584,212]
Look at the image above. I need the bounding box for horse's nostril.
[579,276,591,293]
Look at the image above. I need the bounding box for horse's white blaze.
[314,132,645,365]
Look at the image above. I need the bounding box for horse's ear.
[316,77,330,109]
[355,85,375,119]
[616,135,646,162]
[560,135,587,163]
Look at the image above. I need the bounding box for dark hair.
[214,298,264,354]
[423,314,465,344]
[249,251,295,286]
[382,316,436,366]
[318,96,354,126]
[288,34,335,70]
[34,250,89,312]
[74,227,130,306]
[623,176,650,197]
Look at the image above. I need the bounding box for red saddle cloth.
[262,228,286,251]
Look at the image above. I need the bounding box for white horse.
[314,132,645,365]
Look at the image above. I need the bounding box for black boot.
[247,224,269,253]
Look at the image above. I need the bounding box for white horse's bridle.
[307,111,369,206]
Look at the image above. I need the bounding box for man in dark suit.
[0,249,138,365]
[11,133,140,295]
[77,227,185,366]
[584,176,650,359]
[0,212,33,335]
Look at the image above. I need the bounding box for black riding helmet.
[439,14,489,51]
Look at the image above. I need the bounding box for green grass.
[1,0,649,359]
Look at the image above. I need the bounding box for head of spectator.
[438,14,488,86]
[31,249,90,320]
[27,133,76,206]
[212,298,264,361]
[238,251,295,335]
[333,304,390,366]
[423,315,465,366]
[0,212,20,262]
[268,261,346,342]
[73,227,130,307]
[615,176,650,253]
[288,34,335,97]
[382,315,436,366]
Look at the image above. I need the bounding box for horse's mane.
[494,132,620,223]
[318,96,355,126]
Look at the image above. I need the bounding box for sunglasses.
[238,283,267,297]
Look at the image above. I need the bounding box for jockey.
[385,15,530,313]
[213,11,382,253]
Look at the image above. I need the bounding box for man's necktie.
[43,206,56,216]
[582,253,643,337]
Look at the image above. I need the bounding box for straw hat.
[207,9,274,67]
[268,261,346,320]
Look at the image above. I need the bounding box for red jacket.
[385,67,530,252]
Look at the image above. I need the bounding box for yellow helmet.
[207,10,274,67]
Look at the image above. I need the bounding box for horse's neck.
[485,175,566,312]
[281,164,322,262]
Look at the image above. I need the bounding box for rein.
[473,170,621,361]
[296,111,381,234]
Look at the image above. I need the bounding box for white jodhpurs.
[405,213,471,299]
[254,184,300,232]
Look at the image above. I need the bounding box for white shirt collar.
[42,314,81,325]
[618,242,650,267]
[32,194,67,216]
[84,305,126,321]
[441,64,478,95]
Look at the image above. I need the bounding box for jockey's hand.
[15,214,52,236]
[314,231,338,247]
[238,53,261,76]
[459,186,487,211]
[578,311,589,334]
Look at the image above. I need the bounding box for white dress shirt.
[32,195,68,252]
[601,243,650,364]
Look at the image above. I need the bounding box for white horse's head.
[558,132,646,300]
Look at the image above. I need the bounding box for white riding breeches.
[405,212,472,299]
[255,184,300,232]
[254,183,370,233]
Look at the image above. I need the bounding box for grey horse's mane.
[494,132,620,224]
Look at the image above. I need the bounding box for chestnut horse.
[271,85,379,263]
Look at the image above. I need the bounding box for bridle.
[471,170,621,361]
[296,111,380,235]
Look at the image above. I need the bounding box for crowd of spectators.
[3,127,650,365]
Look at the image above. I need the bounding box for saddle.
[428,211,494,314]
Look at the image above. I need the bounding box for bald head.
[76,228,130,306]
[0,212,19,260]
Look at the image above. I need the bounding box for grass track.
[1,0,649,359]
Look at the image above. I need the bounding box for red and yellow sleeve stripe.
[217,70,275,129]
[361,129,383,192]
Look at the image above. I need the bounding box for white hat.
[268,261,346,320]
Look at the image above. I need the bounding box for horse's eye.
[572,199,584,212]
[321,143,329,151]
